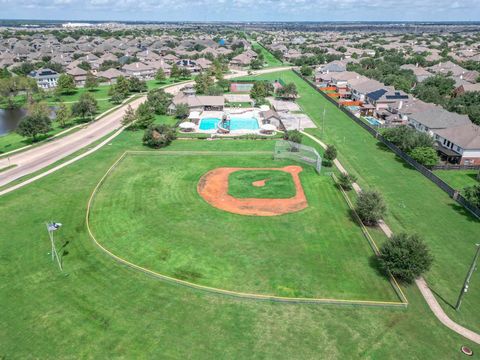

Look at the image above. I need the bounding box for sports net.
[274,140,322,173]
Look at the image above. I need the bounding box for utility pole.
[455,244,480,311]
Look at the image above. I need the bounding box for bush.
[355,189,386,226]
[379,233,433,283]
[409,146,439,167]
[382,126,433,153]
[463,184,480,208]
[338,172,357,190]
[142,124,176,148]
[324,144,337,162]
[283,129,302,144]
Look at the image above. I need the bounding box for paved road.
[0,67,290,188]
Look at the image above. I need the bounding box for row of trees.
[108,76,148,104]
[382,126,439,167]
[16,92,99,141]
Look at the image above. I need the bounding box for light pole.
[46,221,63,271]
[455,243,480,311]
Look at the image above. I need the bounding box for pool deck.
[193,109,271,135]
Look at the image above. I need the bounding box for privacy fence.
[293,69,480,219]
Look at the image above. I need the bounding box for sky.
[0,0,479,22]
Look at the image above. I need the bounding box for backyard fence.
[274,140,322,173]
[293,69,480,219]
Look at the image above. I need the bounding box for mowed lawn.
[239,70,480,332]
[252,42,284,68]
[228,169,296,198]
[1,134,479,358]
[89,153,397,301]
[434,169,479,190]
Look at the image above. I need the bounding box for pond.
[0,107,57,136]
[0,108,27,136]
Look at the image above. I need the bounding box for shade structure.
[179,121,196,129]
[261,123,277,131]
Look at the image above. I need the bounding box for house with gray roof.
[407,107,471,135]
[434,123,480,165]
[28,68,60,89]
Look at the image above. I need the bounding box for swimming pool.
[198,118,219,131]
[199,117,259,131]
[364,116,382,126]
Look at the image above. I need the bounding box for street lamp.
[455,243,480,311]
[46,221,63,271]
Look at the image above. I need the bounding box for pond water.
[0,108,27,136]
[0,107,57,136]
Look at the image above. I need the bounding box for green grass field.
[239,70,480,333]
[89,153,397,300]
[228,169,296,199]
[434,170,479,190]
[251,42,284,68]
[2,69,480,358]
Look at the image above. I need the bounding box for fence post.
[453,190,459,201]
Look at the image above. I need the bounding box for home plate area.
[197,166,308,216]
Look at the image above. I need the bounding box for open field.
[89,152,398,301]
[1,132,480,358]
[238,70,480,333]
[434,170,479,190]
[251,41,284,68]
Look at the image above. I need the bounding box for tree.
[463,184,480,208]
[174,103,189,119]
[146,88,172,115]
[250,58,263,70]
[338,172,357,191]
[194,73,214,94]
[324,144,337,163]
[121,105,137,128]
[178,67,190,79]
[155,68,166,83]
[378,233,433,283]
[277,82,297,99]
[72,92,98,121]
[382,126,434,153]
[170,64,180,79]
[300,65,313,77]
[128,77,148,93]
[142,124,176,148]
[355,190,387,226]
[135,102,155,129]
[108,76,130,103]
[250,81,272,101]
[55,102,71,128]
[16,102,52,141]
[56,74,76,95]
[410,146,438,167]
[84,72,99,91]
[284,129,302,144]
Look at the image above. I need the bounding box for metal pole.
[455,244,480,311]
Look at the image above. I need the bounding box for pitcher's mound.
[197,166,308,216]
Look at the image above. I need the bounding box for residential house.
[434,123,480,165]
[96,68,124,84]
[28,68,60,89]
[122,62,155,79]
[66,67,88,85]
[407,107,472,135]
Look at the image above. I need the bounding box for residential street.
[0,67,289,188]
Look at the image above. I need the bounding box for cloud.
[0,0,478,21]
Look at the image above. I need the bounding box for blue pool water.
[199,117,259,131]
[199,118,219,130]
[364,116,381,126]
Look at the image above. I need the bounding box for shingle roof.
[435,123,480,149]
[409,108,471,129]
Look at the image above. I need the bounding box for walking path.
[301,130,480,345]
[0,67,291,195]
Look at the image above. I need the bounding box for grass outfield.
[239,70,480,333]
[434,170,479,190]
[1,133,479,358]
[228,169,296,198]
[89,153,397,300]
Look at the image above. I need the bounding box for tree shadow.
[447,203,480,223]
[369,255,387,277]
[466,172,480,183]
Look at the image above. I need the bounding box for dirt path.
[301,130,480,345]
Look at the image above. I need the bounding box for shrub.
[283,129,302,144]
[142,124,176,148]
[409,146,439,167]
[174,103,189,119]
[463,184,480,208]
[378,233,433,283]
[338,172,357,190]
[355,189,386,226]
[324,144,337,162]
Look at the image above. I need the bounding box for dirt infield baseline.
[197,166,307,216]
